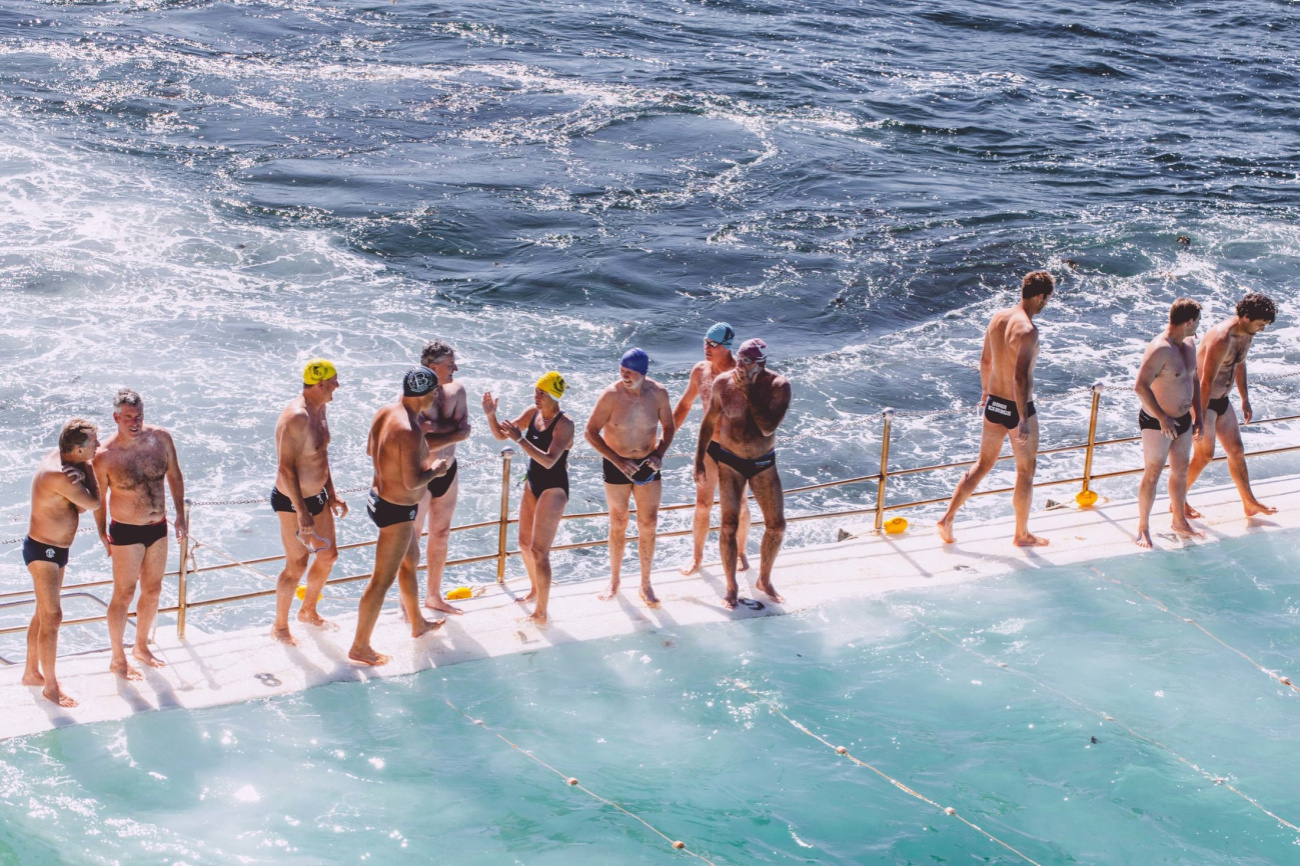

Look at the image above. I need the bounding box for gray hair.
[420,341,455,367]
[113,388,143,410]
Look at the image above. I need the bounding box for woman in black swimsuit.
[482,372,574,625]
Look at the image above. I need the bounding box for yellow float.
[295,585,323,602]
[1076,489,1099,507]
[883,517,908,534]
[446,586,473,600]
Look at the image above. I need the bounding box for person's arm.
[400,431,442,491]
[672,366,701,432]
[741,375,791,438]
[644,387,677,471]
[584,391,639,478]
[1133,343,1178,439]
[1235,356,1252,423]
[978,325,993,405]
[58,465,101,513]
[503,411,571,469]
[424,389,473,450]
[325,465,348,519]
[162,431,186,539]
[92,457,111,555]
[276,414,315,531]
[695,384,723,482]
[1196,329,1229,417]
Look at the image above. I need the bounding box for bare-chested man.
[584,348,675,608]
[695,338,791,609]
[1134,299,1206,548]
[672,322,751,576]
[937,271,1054,547]
[22,419,100,707]
[1185,292,1279,518]
[94,389,185,680]
[414,341,472,615]
[348,368,449,666]
[270,359,348,645]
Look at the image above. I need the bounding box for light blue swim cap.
[620,348,650,376]
[704,322,735,348]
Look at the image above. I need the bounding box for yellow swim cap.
[303,358,337,385]
[536,371,566,400]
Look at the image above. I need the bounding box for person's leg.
[298,506,339,628]
[133,537,170,667]
[715,462,747,609]
[107,543,146,680]
[680,459,717,576]
[423,475,462,614]
[1136,429,1172,548]
[1216,407,1277,516]
[273,511,310,643]
[1183,407,1219,518]
[1009,415,1047,546]
[747,466,786,603]
[737,491,752,572]
[26,562,75,706]
[599,483,633,600]
[937,421,1008,543]
[397,520,440,638]
[631,480,663,607]
[349,521,416,665]
[516,487,540,603]
[1167,429,1203,538]
[525,489,568,624]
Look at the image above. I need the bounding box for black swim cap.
[403,366,438,397]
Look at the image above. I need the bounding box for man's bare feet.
[755,580,785,604]
[1135,529,1154,549]
[410,617,447,639]
[738,552,750,571]
[348,647,390,666]
[639,587,660,609]
[423,597,464,615]
[1171,521,1205,539]
[271,626,299,646]
[42,686,77,708]
[721,592,738,610]
[110,659,143,681]
[598,582,620,602]
[514,588,537,604]
[1013,533,1050,547]
[524,611,549,626]
[937,518,956,544]
[21,670,44,687]
[297,610,337,630]
[1245,500,1278,517]
[1179,502,1203,520]
[679,559,701,576]
[133,646,166,669]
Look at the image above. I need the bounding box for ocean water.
[2,529,1300,863]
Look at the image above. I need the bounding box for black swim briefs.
[270,486,328,516]
[23,536,69,568]
[1206,395,1231,416]
[108,519,168,548]
[984,395,1036,430]
[367,489,418,529]
[707,441,777,480]
[427,460,458,499]
[602,457,661,485]
[1138,409,1193,437]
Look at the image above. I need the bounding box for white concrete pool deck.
[3,473,1300,740]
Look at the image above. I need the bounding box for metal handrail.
[3,387,1299,644]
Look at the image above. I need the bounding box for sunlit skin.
[414,349,472,616]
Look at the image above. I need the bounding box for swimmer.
[348,368,450,666]
[94,389,186,680]
[585,348,676,608]
[695,338,791,609]
[22,419,101,707]
[672,322,752,576]
[483,371,574,625]
[1185,293,1280,518]
[937,271,1054,547]
[270,359,348,645]
[414,342,472,615]
[1134,299,1205,548]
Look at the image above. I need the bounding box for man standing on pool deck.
[349,367,450,666]
[673,322,751,576]
[94,389,186,680]
[1133,299,1206,548]
[270,359,348,645]
[695,338,791,609]
[22,419,100,707]
[585,348,676,608]
[415,341,472,615]
[1184,292,1279,518]
[936,271,1054,547]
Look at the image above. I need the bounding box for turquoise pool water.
[2,530,1299,864]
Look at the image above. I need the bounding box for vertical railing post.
[1080,382,1103,496]
[874,409,894,532]
[177,498,191,641]
[496,447,515,583]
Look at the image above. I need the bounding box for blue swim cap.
[620,348,650,376]
[704,322,735,348]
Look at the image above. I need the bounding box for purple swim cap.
[620,348,650,376]
[737,338,767,362]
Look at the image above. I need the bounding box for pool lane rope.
[1087,566,1300,696]
[730,679,1044,866]
[914,618,1300,836]
[442,696,717,864]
